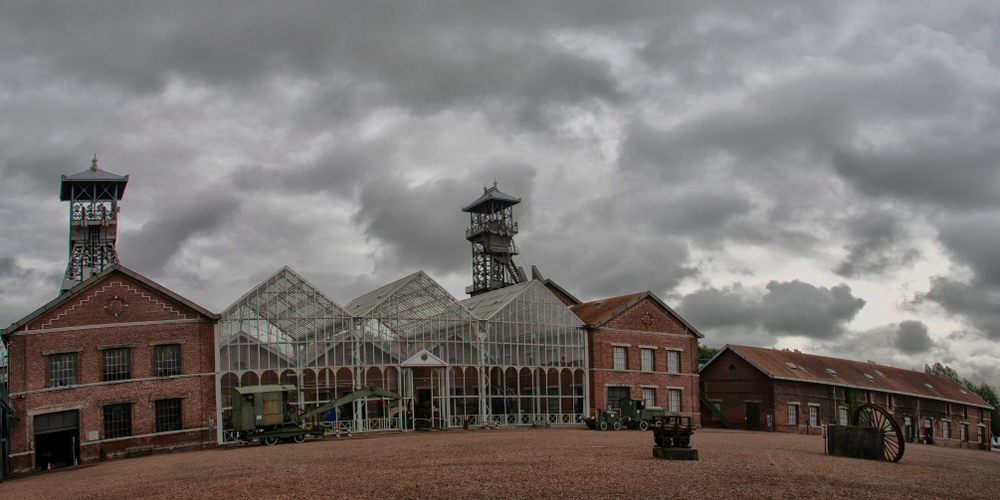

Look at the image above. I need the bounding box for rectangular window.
[643,388,656,408]
[961,424,968,441]
[154,344,181,377]
[668,389,681,413]
[607,387,629,409]
[103,348,130,382]
[809,406,819,427]
[943,421,950,439]
[155,399,182,432]
[640,348,654,372]
[613,346,627,371]
[667,350,680,373]
[48,352,78,388]
[103,404,132,439]
[789,404,799,425]
[839,407,848,425]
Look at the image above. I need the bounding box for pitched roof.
[540,279,581,305]
[462,183,521,212]
[459,281,535,320]
[714,344,993,410]
[2,264,217,337]
[570,291,703,338]
[59,162,129,201]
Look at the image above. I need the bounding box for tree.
[925,362,1000,438]
[698,343,720,364]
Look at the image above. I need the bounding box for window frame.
[103,347,131,382]
[155,398,183,433]
[809,406,819,427]
[642,387,656,408]
[48,352,78,388]
[667,350,680,374]
[640,348,654,372]
[668,389,681,413]
[612,346,627,371]
[103,403,132,439]
[154,344,181,377]
[788,404,799,426]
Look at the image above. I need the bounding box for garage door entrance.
[34,410,79,470]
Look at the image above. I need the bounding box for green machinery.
[230,384,402,445]
[618,398,666,430]
[584,409,622,430]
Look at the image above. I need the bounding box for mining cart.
[230,384,402,445]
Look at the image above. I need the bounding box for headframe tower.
[59,156,129,292]
[463,182,527,296]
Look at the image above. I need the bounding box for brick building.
[700,345,994,451]
[1,265,218,474]
[567,291,703,426]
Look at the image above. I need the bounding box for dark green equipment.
[230,384,402,445]
[583,409,622,431]
[617,398,666,430]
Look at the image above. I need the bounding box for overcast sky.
[2,1,999,389]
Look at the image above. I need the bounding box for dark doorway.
[607,387,630,409]
[746,403,760,431]
[34,410,79,470]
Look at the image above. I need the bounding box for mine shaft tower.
[60,156,129,292]
[463,182,527,296]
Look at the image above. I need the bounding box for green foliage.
[698,344,720,364]
[844,388,865,422]
[925,362,1000,438]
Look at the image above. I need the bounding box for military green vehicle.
[618,398,666,430]
[230,384,402,445]
[583,409,622,430]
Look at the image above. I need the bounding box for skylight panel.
[924,383,934,391]
[873,370,885,377]
[826,368,837,376]
[863,374,875,381]
[785,362,798,370]
[959,389,968,396]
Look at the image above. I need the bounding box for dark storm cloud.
[118,195,242,276]
[352,167,536,277]
[833,209,920,278]
[916,277,1000,341]
[677,280,865,342]
[936,212,1000,287]
[894,320,934,354]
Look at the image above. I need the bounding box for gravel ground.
[3,427,998,499]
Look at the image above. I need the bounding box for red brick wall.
[6,272,216,474]
[586,297,700,426]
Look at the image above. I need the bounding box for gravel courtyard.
[3,427,997,499]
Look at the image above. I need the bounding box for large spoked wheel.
[638,420,649,431]
[292,434,306,443]
[853,404,904,462]
[599,421,608,431]
[264,436,279,446]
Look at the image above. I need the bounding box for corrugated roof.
[459,281,534,320]
[462,183,521,212]
[570,292,644,325]
[2,264,217,337]
[720,344,993,409]
[570,291,703,337]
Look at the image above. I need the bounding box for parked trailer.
[230,384,402,445]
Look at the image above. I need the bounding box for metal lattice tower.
[463,182,527,296]
[60,156,129,292]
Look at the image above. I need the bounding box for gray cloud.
[119,194,242,276]
[833,209,920,278]
[915,277,1000,341]
[936,212,1000,287]
[894,320,934,354]
[677,279,866,343]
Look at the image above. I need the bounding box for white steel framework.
[216,267,588,441]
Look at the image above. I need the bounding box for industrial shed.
[700,345,994,451]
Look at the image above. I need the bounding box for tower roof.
[60,156,129,201]
[462,182,520,212]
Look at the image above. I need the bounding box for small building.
[570,291,703,426]
[1,265,218,474]
[700,345,994,450]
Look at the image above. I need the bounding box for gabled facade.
[700,345,994,451]
[571,291,703,427]
[1,265,217,474]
